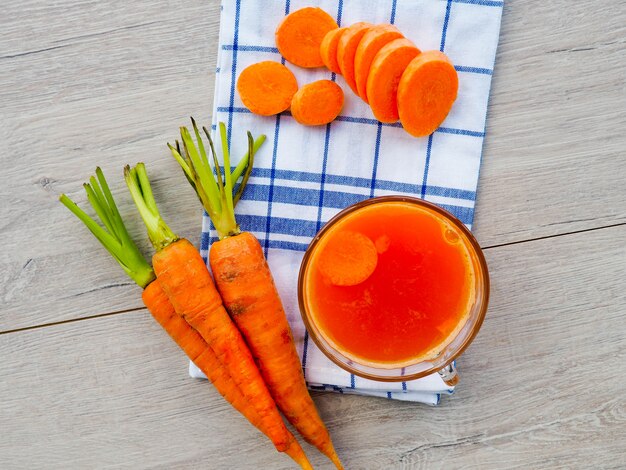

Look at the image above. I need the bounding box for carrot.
[354,24,403,103]
[366,38,421,123]
[320,27,347,74]
[276,7,338,68]
[336,22,372,95]
[59,168,312,469]
[169,120,344,469]
[237,61,298,116]
[125,164,301,456]
[317,230,378,286]
[144,277,311,469]
[290,80,344,126]
[398,50,459,137]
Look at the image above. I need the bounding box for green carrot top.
[168,118,266,240]
[59,167,156,289]
[124,163,179,252]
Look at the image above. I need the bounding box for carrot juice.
[302,200,476,368]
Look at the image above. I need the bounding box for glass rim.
[297,195,490,382]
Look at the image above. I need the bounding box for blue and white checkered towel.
[189,0,503,404]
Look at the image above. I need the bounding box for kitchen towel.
[190,0,503,404]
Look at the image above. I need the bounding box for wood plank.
[2,224,624,468]
[1,0,625,330]
[474,0,626,245]
[0,0,222,331]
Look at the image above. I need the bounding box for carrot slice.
[366,38,421,123]
[317,230,378,286]
[398,50,459,137]
[320,27,348,74]
[336,22,372,95]
[291,80,344,126]
[354,24,403,103]
[276,7,338,68]
[236,61,298,116]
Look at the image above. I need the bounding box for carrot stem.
[169,118,265,239]
[167,141,195,190]
[234,131,255,205]
[59,168,155,288]
[180,126,221,220]
[219,122,236,230]
[231,133,265,184]
[123,163,178,252]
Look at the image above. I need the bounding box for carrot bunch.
[58,124,341,467]
[168,119,344,469]
[237,6,459,137]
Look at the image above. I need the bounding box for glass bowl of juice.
[298,196,489,383]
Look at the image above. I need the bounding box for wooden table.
[2,1,625,468]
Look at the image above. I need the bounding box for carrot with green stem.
[59,168,311,469]
[124,161,312,468]
[169,119,344,469]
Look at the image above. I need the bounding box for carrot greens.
[59,167,155,288]
[167,119,265,239]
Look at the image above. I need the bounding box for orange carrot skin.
[152,239,294,453]
[142,281,259,425]
[210,232,343,469]
[398,50,459,137]
[337,22,372,95]
[366,38,421,123]
[141,285,314,470]
[354,24,403,103]
[320,27,347,74]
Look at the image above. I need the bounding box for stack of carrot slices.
[236,6,459,137]
[237,7,343,127]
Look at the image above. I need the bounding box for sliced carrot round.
[336,22,372,95]
[366,38,421,123]
[275,7,338,68]
[354,24,403,103]
[236,61,298,116]
[398,50,459,137]
[320,27,348,74]
[317,230,378,286]
[290,80,344,126]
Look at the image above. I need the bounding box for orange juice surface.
[306,201,475,366]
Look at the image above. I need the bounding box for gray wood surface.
[1,0,625,468]
[2,224,625,469]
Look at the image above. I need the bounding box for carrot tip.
[330,453,344,470]
[284,439,314,470]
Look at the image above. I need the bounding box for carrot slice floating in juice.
[337,22,372,95]
[354,24,403,102]
[276,7,339,68]
[237,61,298,116]
[397,50,459,137]
[317,230,378,286]
[320,27,348,74]
[366,38,421,123]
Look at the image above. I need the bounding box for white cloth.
[191,0,503,404]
